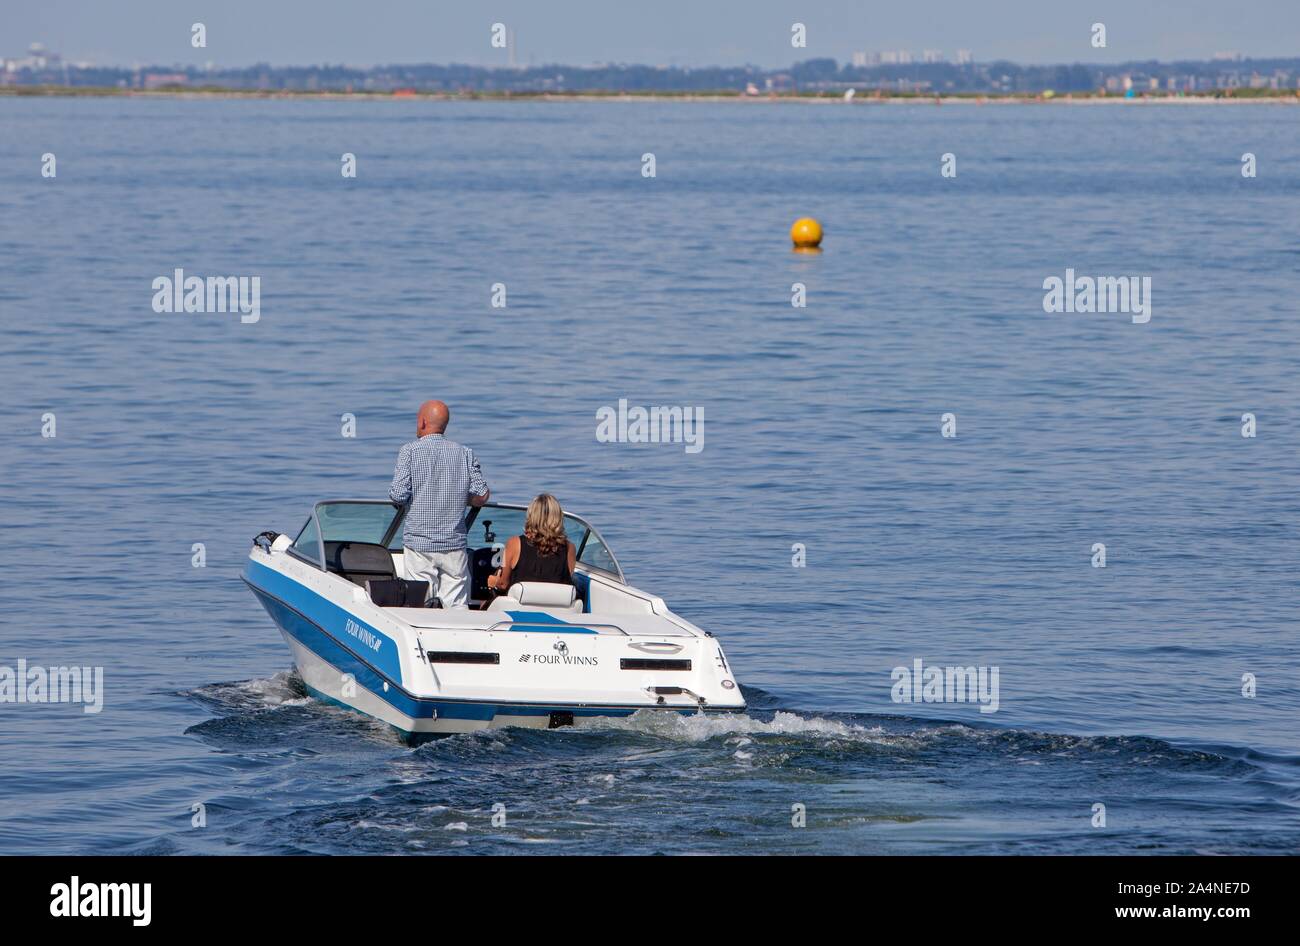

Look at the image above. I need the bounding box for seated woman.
[486,493,576,598]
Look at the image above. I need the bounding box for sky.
[6,0,1299,68]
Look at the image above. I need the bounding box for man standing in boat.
[388,400,490,608]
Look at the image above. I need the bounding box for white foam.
[354,820,419,833]
[576,709,890,743]
[241,669,307,705]
[184,670,308,709]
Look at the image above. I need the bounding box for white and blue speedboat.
[244,500,745,740]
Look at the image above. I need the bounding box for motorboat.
[243,500,745,740]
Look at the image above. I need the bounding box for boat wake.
[181,670,397,747]
[182,670,310,714]
[169,673,1300,855]
[579,706,907,742]
[180,672,1266,774]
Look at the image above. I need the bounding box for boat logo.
[344,618,383,653]
[517,647,599,667]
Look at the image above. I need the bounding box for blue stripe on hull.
[244,564,740,728]
[246,559,403,682]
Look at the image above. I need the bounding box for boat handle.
[646,686,707,708]
[628,641,683,654]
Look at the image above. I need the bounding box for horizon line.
[15,53,1298,71]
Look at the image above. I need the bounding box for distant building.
[5,41,63,73]
[956,49,973,65]
[922,49,944,63]
[144,72,188,89]
[26,42,57,67]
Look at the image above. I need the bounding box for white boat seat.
[486,581,582,613]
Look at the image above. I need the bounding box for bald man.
[388,400,490,608]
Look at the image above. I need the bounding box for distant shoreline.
[3,85,1298,104]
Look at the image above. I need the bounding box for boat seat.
[486,581,582,613]
[366,578,436,608]
[323,541,397,586]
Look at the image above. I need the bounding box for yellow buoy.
[790,217,823,249]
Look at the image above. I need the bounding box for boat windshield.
[290,500,622,580]
[290,501,401,565]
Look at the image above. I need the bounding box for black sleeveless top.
[509,535,571,588]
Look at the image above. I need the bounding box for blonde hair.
[524,493,567,556]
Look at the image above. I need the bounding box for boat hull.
[248,577,744,740]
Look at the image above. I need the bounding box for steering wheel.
[469,547,499,601]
